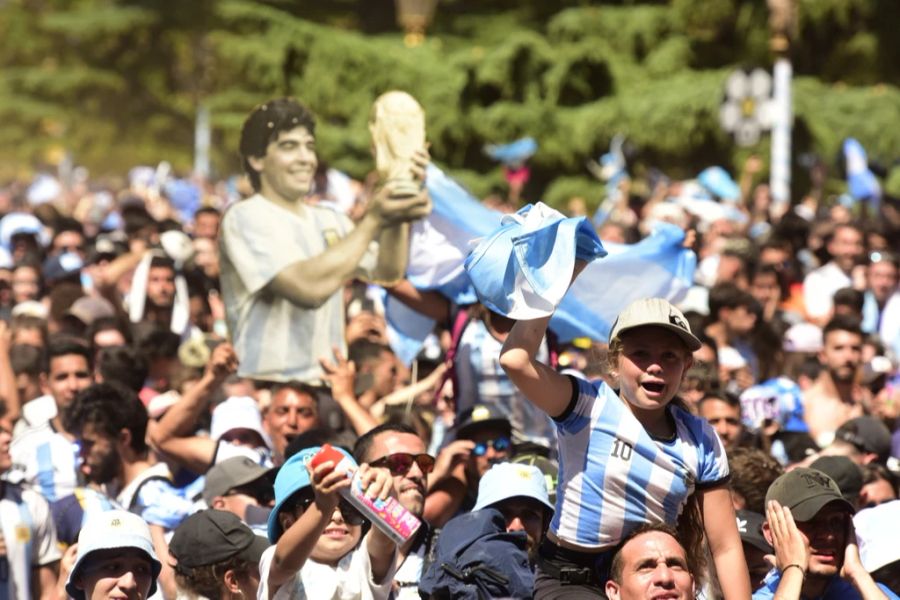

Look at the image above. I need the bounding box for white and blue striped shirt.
[551,377,729,549]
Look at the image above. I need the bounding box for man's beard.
[87,452,119,484]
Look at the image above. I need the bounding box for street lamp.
[394,0,438,47]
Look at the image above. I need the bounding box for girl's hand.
[766,501,809,573]
[307,461,351,514]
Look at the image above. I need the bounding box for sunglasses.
[283,492,366,526]
[472,437,511,457]
[370,452,435,476]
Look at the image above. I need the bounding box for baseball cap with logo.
[765,468,854,522]
[809,456,863,504]
[735,510,772,553]
[609,297,701,351]
[65,510,162,600]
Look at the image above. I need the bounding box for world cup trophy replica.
[369,91,426,198]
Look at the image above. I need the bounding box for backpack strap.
[127,475,172,512]
[432,306,474,405]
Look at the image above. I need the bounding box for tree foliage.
[1,0,898,208]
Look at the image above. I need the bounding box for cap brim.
[790,496,854,522]
[616,323,702,352]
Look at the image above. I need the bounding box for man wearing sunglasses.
[354,423,436,600]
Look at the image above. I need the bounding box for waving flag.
[384,165,696,364]
[843,138,881,211]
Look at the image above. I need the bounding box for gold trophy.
[369,91,426,198]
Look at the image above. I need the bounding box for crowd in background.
[0,131,898,600]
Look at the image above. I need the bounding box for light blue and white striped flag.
[384,165,696,364]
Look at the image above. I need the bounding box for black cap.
[834,416,892,464]
[765,468,855,522]
[736,510,772,553]
[202,456,276,504]
[455,404,511,440]
[809,456,863,504]
[169,509,270,570]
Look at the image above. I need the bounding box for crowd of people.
[0,94,897,600]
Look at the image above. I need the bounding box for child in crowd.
[500,272,750,598]
[258,445,398,600]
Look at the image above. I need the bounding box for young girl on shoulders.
[500,282,750,599]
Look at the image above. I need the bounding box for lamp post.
[394,0,438,47]
[767,0,796,216]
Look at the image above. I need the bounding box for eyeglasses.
[472,437,511,457]
[370,452,436,476]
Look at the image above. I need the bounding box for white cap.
[783,322,823,353]
[718,346,748,370]
[473,462,554,513]
[855,500,900,572]
[66,510,162,600]
[210,396,271,449]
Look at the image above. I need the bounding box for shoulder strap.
[432,307,473,405]
[127,475,172,512]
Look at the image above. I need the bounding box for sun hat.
[210,396,271,449]
[472,462,554,513]
[65,510,162,600]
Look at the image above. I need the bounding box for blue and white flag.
[483,137,538,167]
[384,165,696,363]
[843,138,881,211]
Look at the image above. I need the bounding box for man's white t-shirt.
[219,195,377,383]
[803,261,851,320]
[257,535,396,600]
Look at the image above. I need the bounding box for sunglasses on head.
[370,452,435,476]
[472,437,511,457]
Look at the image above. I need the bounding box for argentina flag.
[384,164,696,364]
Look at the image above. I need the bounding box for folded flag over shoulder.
[384,165,696,364]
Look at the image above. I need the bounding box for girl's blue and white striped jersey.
[551,377,729,550]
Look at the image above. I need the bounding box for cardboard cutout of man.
[219,97,430,383]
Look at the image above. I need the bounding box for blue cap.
[267,445,356,543]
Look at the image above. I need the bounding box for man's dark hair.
[97,346,148,392]
[64,382,148,454]
[122,204,157,238]
[44,335,93,372]
[832,287,865,314]
[823,314,864,340]
[239,98,317,192]
[708,283,755,321]
[697,391,741,412]
[348,339,392,370]
[270,380,321,404]
[728,447,784,514]
[50,218,84,246]
[194,206,220,219]
[609,523,694,584]
[149,254,175,272]
[133,326,180,361]
[10,344,44,377]
[352,422,419,463]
